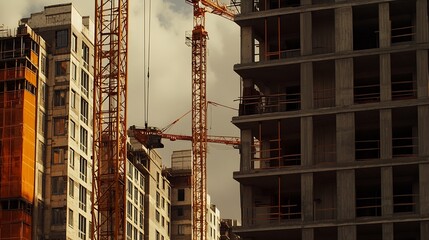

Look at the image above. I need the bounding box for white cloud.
[0,0,241,221]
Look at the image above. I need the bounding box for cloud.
[0,0,241,221]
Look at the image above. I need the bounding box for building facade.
[233,0,429,239]
[0,24,44,240]
[128,131,172,240]
[126,147,146,240]
[20,4,95,240]
[168,150,221,240]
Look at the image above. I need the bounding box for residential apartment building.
[233,0,429,240]
[128,130,172,240]
[168,150,221,240]
[126,145,147,240]
[0,24,44,240]
[19,3,95,239]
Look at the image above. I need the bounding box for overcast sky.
[0,0,241,221]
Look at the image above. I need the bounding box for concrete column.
[241,27,254,64]
[422,221,429,240]
[302,228,314,240]
[240,129,253,171]
[301,63,313,110]
[380,54,391,101]
[336,113,355,163]
[335,7,353,52]
[380,109,392,159]
[301,173,313,222]
[338,226,356,240]
[301,116,313,166]
[335,58,354,106]
[240,0,254,14]
[418,106,429,156]
[420,164,429,215]
[240,184,253,226]
[381,167,393,216]
[337,170,355,220]
[382,223,394,240]
[378,3,391,48]
[417,50,429,98]
[300,11,312,55]
[416,0,428,43]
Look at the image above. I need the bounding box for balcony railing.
[240,92,301,115]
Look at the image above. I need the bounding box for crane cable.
[144,0,152,129]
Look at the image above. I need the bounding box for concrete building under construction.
[0,24,43,240]
[233,0,429,239]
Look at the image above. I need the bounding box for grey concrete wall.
[301,116,313,166]
[336,113,355,163]
[337,170,355,220]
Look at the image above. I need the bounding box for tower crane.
[185,1,238,239]
[92,0,128,239]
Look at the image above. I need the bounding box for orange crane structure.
[185,0,238,239]
[92,0,128,239]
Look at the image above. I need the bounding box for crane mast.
[186,1,236,240]
[190,1,208,239]
[92,0,129,239]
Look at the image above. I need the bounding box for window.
[127,201,132,219]
[39,111,46,134]
[81,70,89,97]
[82,42,90,69]
[70,120,76,139]
[161,216,164,227]
[139,173,144,188]
[167,221,170,234]
[134,187,138,203]
[40,82,47,105]
[55,60,68,76]
[56,29,68,48]
[72,34,77,52]
[69,178,74,198]
[140,192,144,207]
[134,227,138,240]
[156,172,160,188]
[54,117,67,136]
[178,224,186,235]
[38,141,46,165]
[128,161,133,177]
[78,214,86,240]
[156,231,160,240]
[41,54,47,75]
[54,90,67,106]
[178,189,185,201]
[69,148,75,169]
[51,176,66,195]
[134,168,139,181]
[79,185,87,211]
[52,147,67,164]
[71,62,77,80]
[134,206,138,224]
[177,207,183,217]
[127,222,132,240]
[127,181,133,198]
[139,211,144,228]
[155,210,160,222]
[80,127,88,154]
[52,207,66,225]
[81,98,89,124]
[80,157,87,182]
[156,192,160,208]
[71,89,76,108]
[68,208,74,227]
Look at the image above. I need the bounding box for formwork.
[0,26,39,240]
